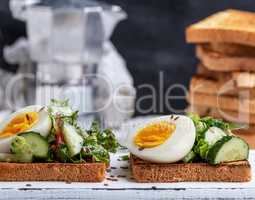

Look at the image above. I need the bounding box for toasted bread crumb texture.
[131,155,251,182]
[186,9,255,46]
[0,163,106,182]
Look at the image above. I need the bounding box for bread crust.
[131,154,251,183]
[196,45,255,72]
[0,162,106,182]
[186,9,255,47]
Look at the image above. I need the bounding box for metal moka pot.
[7,0,132,127]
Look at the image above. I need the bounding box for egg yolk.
[134,121,176,148]
[0,112,39,138]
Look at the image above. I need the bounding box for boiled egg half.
[125,115,196,163]
[0,105,52,153]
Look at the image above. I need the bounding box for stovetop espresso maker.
[6,0,135,127]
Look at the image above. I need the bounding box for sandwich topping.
[0,99,118,164]
[0,101,249,166]
[183,113,249,165]
[125,113,249,165]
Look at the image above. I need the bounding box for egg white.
[124,115,196,163]
[0,105,52,153]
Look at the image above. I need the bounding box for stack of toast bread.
[186,9,255,148]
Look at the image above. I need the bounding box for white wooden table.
[0,151,254,200]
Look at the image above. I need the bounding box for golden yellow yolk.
[134,121,176,148]
[0,112,39,138]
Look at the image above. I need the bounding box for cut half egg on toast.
[0,105,52,153]
[124,115,196,163]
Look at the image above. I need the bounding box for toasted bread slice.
[130,154,251,182]
[190,76,255,97]
[209,106,255,125]
[0,162,106,182]
[190,76,237,96]
[232,72,255,88]
[196,45,255,72]
[197,63,231,81]
[186,9,255,46]
[203,43,255,57]
[197,64,255,88]
[187,92,255,114]
[187,104,255,125]
[186,104,211,116]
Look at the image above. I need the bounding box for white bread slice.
[190,76,237,96]
[232,72,255,88]
[190,76,255,97]
[187,104,255,125]
[187,92,255,114]
[197,64,255,88]
[185,105,211,116]
[196,45,255,72]
[203,43,255,57]
[210,107,255,125]
[186,9,255,46]
[196,63,231,81]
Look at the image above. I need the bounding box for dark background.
[1,0,255,115]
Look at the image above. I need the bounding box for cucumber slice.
[204,126,226,146]
[19,132,49,159]
[182,150,196,163]
[207,136,249,165]
[62,122,83,157]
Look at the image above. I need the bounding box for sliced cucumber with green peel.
[19,132,49,159]
[207,136,249,165]
[204,126,226,146]
[62,122,83,157]
[182,150,196,163]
